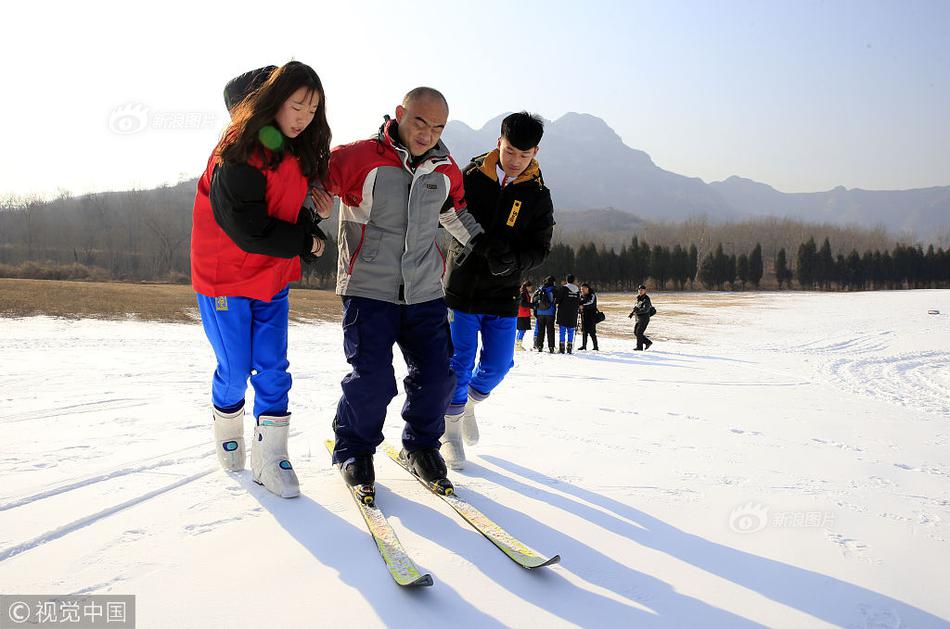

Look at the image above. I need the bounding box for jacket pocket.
[342,298,360,360]
[359,226,384,262]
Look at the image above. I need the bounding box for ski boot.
[212,404,245,472]
[462,390,484,446]
[514,339,524,352]
[401,448,454,495]
[559,342,565,354]
[251,415,300,498]
[340,454,376,505]
[440,405,466,470]
[567,341,573,354]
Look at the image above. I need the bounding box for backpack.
[649,306,657,316]
[533,287,552,310]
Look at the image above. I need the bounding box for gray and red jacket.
[326,119,484,305]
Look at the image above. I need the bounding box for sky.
[1,0,948,201]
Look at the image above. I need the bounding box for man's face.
[497,137,538,178]
[395,96,448,157]
[639,288,647,296]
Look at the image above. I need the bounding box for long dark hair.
[218,61,331,183]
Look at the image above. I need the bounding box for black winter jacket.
[444,150,554,316]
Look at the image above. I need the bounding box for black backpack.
[533,288,552,310]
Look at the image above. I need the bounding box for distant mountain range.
[442,113,950,239]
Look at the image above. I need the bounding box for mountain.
[442,114,950,239]
[444,113,736,223]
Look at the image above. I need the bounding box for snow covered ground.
[1,290,948,628]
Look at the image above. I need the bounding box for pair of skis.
[325,440,559,587]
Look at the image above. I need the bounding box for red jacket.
[191,148,308,301]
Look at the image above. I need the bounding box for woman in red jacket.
[191,61,331,498]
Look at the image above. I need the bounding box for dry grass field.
[0,279,343,323]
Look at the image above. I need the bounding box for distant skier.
[555,274,581,354]
[628,284,654,350]
[441,112,554,469]
[192,61,332,498]
[578,283,599,351]
[533,276,557,352]
[515,281,535,352]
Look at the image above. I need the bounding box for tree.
[749,243,763,288]
[775,248,790,289]
[688,243,698,289]
[736,253,750,289]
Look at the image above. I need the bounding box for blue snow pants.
[448,310,517,414]
[196,286,291,421]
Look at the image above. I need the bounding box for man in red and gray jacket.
[318,88,484,499]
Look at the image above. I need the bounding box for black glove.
[488,251,518,277]
[471,235,509,259]
[628,312,634,319]
[301,224,328,266]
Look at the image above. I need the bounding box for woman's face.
[275,86,320,138]
[525,285,533,294]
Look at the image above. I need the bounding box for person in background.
[515,280,535,352]
[555,273,581,353]
[533,276,557,353]
[578,282,599,351]
[628,283,654,350]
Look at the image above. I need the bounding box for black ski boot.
[340,454,375,505]
[548,345,555,354]
[559,342,565,354]
[567,342,573,354]
[644,340,653,350]
[400,448,454,495]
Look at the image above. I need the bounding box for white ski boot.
[251,415,300,498]
[514,338,525,352]
[212,405,245,472]
[440,408,466,470]
[462,393,482,446]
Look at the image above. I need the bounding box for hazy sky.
[1,0,947,200]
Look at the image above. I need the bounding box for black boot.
[340,454,375,504]
[548,346,555,354]
[567,342,573,354]
[559,342,565,354]
[401,448,453,495]
[644,340,653,350]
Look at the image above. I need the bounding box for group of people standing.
[189,61,555,499]
[515,275,602,353]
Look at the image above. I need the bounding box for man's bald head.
[401,87,448,110]
[395,87,449,157]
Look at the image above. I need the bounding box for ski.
[324,440,433,587]
[381,442,560,570]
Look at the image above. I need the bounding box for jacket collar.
[475,149,541,186]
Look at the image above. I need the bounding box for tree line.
[531,237,950,291]
[1,185,948,291]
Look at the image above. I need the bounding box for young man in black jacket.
[441,112,555,469]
